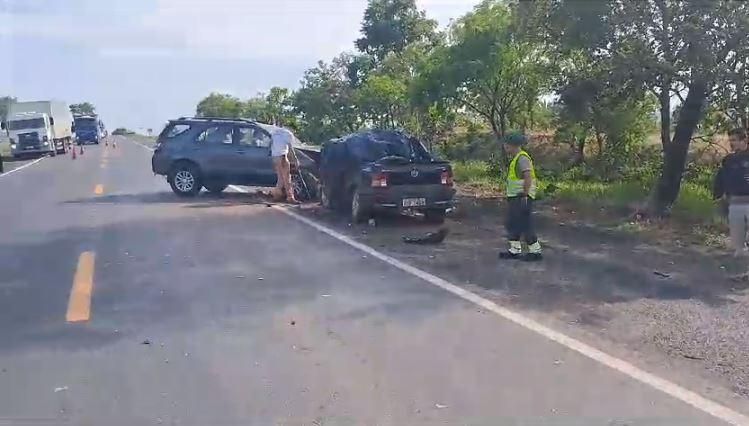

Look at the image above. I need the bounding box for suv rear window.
[161,123,191,139]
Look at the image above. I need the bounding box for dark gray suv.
[151,117,318,197]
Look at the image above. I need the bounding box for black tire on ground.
[424,209,447,224]
[204,181,228,194]
[168,163,202,197]
[350,187,370,223]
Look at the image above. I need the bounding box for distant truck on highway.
[73,114,103,145]
[0,100,73,158]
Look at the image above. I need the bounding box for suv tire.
[169,163,202,197]
[350,187,370,223]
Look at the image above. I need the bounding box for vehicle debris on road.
[403,228,449,245]
[54,386,68,393]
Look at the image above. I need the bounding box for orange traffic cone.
[79,144,84,155]
[71,146,77,160]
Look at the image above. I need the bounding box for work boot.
[524,241,543,261]
[500,241,523,260]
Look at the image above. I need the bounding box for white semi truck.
[1,100,74,158]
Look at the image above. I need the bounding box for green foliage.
[196,93,244,118]
[292,55,362,144]
[186,0,746,227]
[244,87,298,130]
[416,0,551,138]
[69,102,96,115]
[356,0,437,61]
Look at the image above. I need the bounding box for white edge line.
[0,156,45,179]
[259,204,746,425]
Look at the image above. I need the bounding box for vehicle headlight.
[43,141,49,146]
[10,144,16,149]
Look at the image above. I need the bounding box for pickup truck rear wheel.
[350,188,370,223]
[169,163,202,197]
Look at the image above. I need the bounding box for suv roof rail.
[174,116,256,124]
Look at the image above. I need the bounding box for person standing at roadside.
[270,126,300,204]
[499,132,542,261]
[713,127,749,258]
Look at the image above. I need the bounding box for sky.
[1,0,480,133]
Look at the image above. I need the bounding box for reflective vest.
[506,150,537,199]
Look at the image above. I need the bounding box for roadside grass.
[452,160,502,195]
[453,160,723,238]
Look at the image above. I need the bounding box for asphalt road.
[0,136,738,425]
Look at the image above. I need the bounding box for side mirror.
[49,117,55,126]
[71,124,76,132]
[0,122,5,131]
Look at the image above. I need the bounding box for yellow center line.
[66,252,96,323]
[94,184,104,195]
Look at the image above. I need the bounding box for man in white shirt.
[270,127,300,203]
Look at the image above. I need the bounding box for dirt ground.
[291,191,749,405]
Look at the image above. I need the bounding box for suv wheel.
[169,163,202,197]
[350,187,370,223]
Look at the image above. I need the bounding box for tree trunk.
[572,136,585,165]
[650,80,708,215]
[659,86,672,148]
[594,132,604,157]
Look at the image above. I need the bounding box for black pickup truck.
[318,130,455,223]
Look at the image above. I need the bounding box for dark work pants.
[505,196,538,244]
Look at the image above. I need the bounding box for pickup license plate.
[402,198,426,207]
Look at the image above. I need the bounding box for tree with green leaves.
[69,102,96,116]
[292,55,363,144]
[416,0,551,141]
[196,93,244,118]
[356,0,438,62]
[539,0,749,214]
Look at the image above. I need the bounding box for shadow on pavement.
[299,199,749,311]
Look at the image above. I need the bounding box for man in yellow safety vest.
[499,132,542,261]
